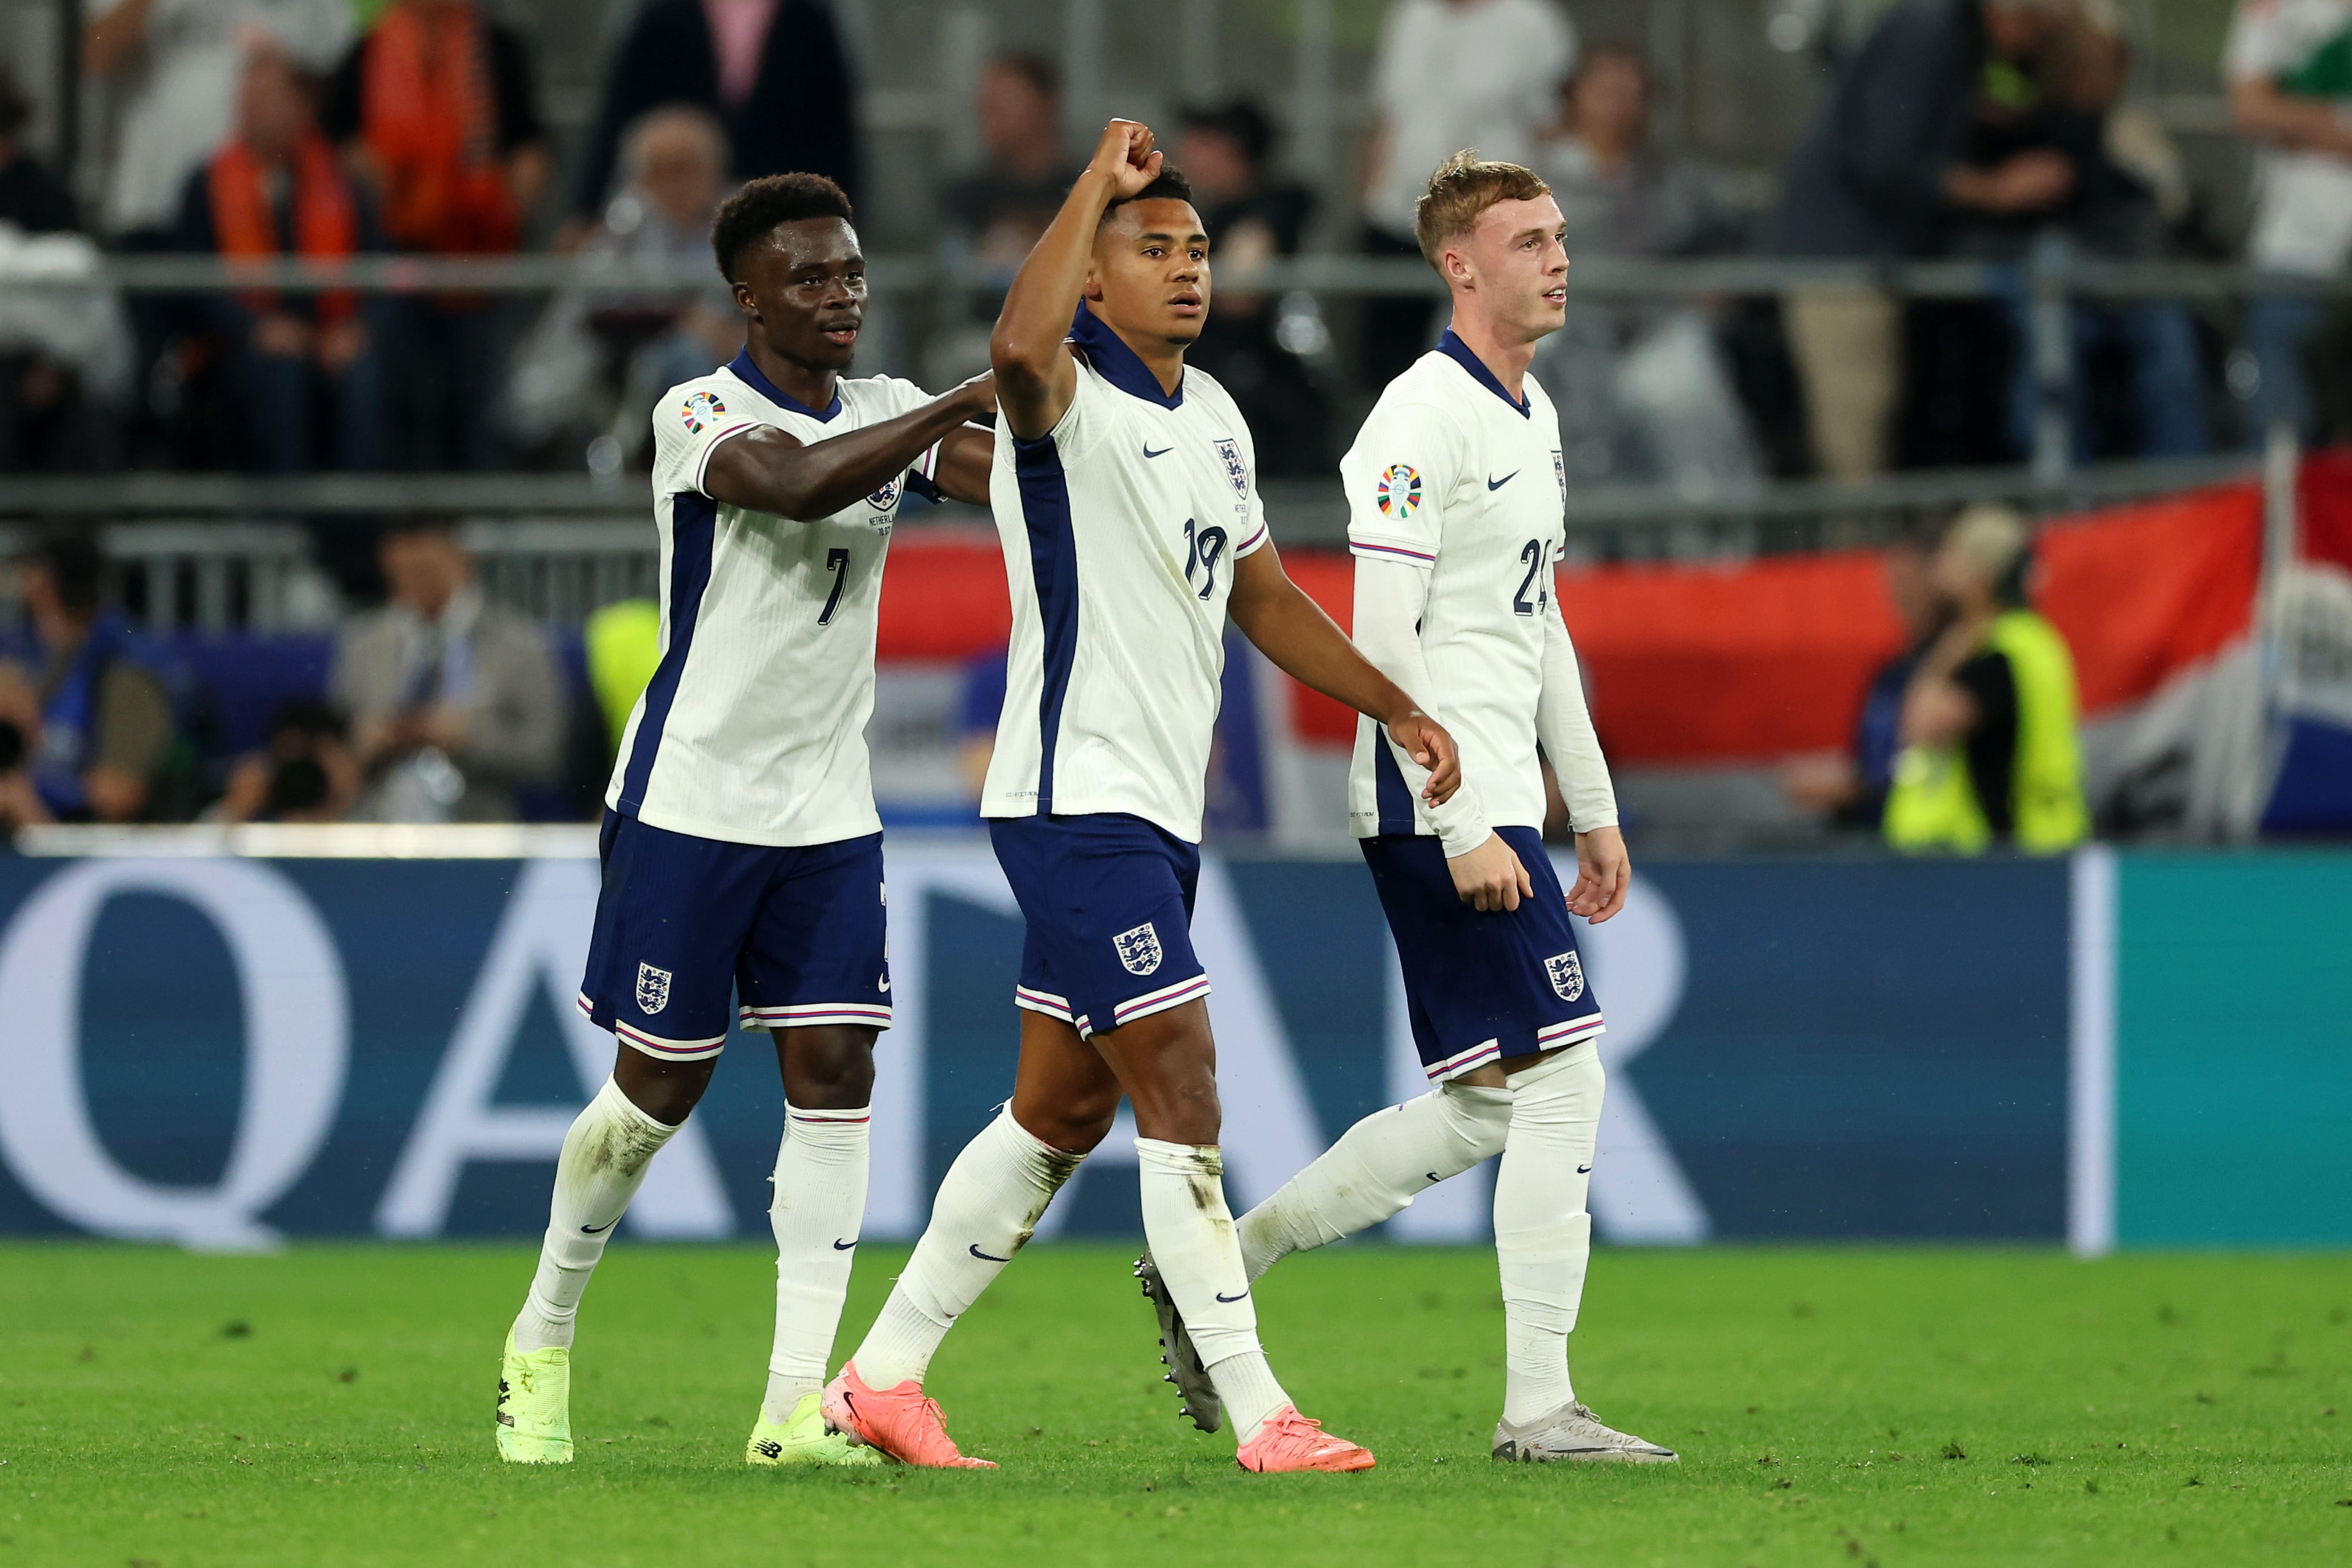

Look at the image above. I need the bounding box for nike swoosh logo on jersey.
[1215,1290,1248,1303]
[969,1243,1010,1263]
[1576,1164,1593,1174]
[1488,471,1519,490]
[832,1238,857,1251]
[1142,444,1174,458]
[581,1219,617,1234]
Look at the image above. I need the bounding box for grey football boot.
[1493,1401,1679,1464]
[1133,1250,1223,1432]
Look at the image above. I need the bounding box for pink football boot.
[1234,1406,1377,1473]
[821,1362,998,1469]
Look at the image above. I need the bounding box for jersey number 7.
[818,547,852,625]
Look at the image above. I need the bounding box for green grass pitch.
[2,1242,2346,1566]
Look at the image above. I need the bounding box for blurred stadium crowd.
[0,0,2345,841]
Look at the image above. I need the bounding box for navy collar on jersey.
[1436,329,1530,419]
[727,349,843,422]
[1069,303,1184,410]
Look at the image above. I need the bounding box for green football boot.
[495,1331,574,1464]
[746,1391,884,1468]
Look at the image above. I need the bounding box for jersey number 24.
[1514,539,1552,617]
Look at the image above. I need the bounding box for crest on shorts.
[1553,448,1567,505]
[1215,438,1249,498]
[1544,951,1585,1003]
[1114,922,1164,976]
[1376,464,1421,519]
[680,390,726,434]
[635,962,673,1014]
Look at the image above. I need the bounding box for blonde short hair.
[1412,149,1551,271]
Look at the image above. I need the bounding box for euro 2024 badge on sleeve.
[1114,922,1164,976]
[1377,463,1421,519]
[635,962,673,1015]
[1545,950,1585,1002]
[680,389,727,434]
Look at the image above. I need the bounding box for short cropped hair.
[710,172,855,283]
[1413,149,1551,270]
[1099,165,1196,228]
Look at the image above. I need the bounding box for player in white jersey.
[493,174,997,1469]
[1148,152,1677,1464]
[823,120,1464,1474]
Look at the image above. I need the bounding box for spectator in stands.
[1885,505,2089,853]
[939,53,1081,272]
[1768,0,2080,481]
[82,0,352,244]
[1530,42,1761,491]
[506,106,739,464]
[1177,97,1331,475]
[1943,4,2208,462]
[169,45,382,473]
[2225,0,2352,442]
[212,697,359,823]
[321,0,547,472]
[1359,0,1576,388]
[0,534,186,826]
[1782,536,1945,831]
[562,0,857,245]
[333,516,563,822]
[928,53,1082,382]
[0,63,124,474]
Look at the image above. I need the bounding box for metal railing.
[0,246,2319,624]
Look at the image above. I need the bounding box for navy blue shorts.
[989,812,1209,1039]
[1361,824,1605,1081]
[576,811,892,1060]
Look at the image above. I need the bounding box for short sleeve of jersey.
[650,376,761,498]
[1344,395,1455,568]
[1032,346,1114,464]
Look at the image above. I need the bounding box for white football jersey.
[1343,332,1568,838]
[981,307,1270,844]
[608,351,944,846]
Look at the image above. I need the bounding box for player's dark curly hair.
[1099,166,1195,227]
[710,173,855,282]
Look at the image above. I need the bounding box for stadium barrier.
[0,836,2340,1251]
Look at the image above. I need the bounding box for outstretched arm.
[1227,543,1459,806]
[704,375,995,520]
[990,119,1162,441]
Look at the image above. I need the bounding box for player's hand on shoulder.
[1390,710,1460,804]
[1088,119,1162,198]
[1448,832,1534,913]
[1566,825,1630,924]
[951,370,998,416]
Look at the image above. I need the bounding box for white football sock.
[1492,1043,1605,1425]
[1135,1137,1290,1444]
[761,1105,871,1424]
[1236,1081,1510,1280]
[850,1106,1081,1390]
[511,1077,679,1353]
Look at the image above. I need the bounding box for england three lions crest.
[1114,922,1164,976]
[635,962,673,1014]
[1215,438,1249,500]
[1545,951,1585,1002]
